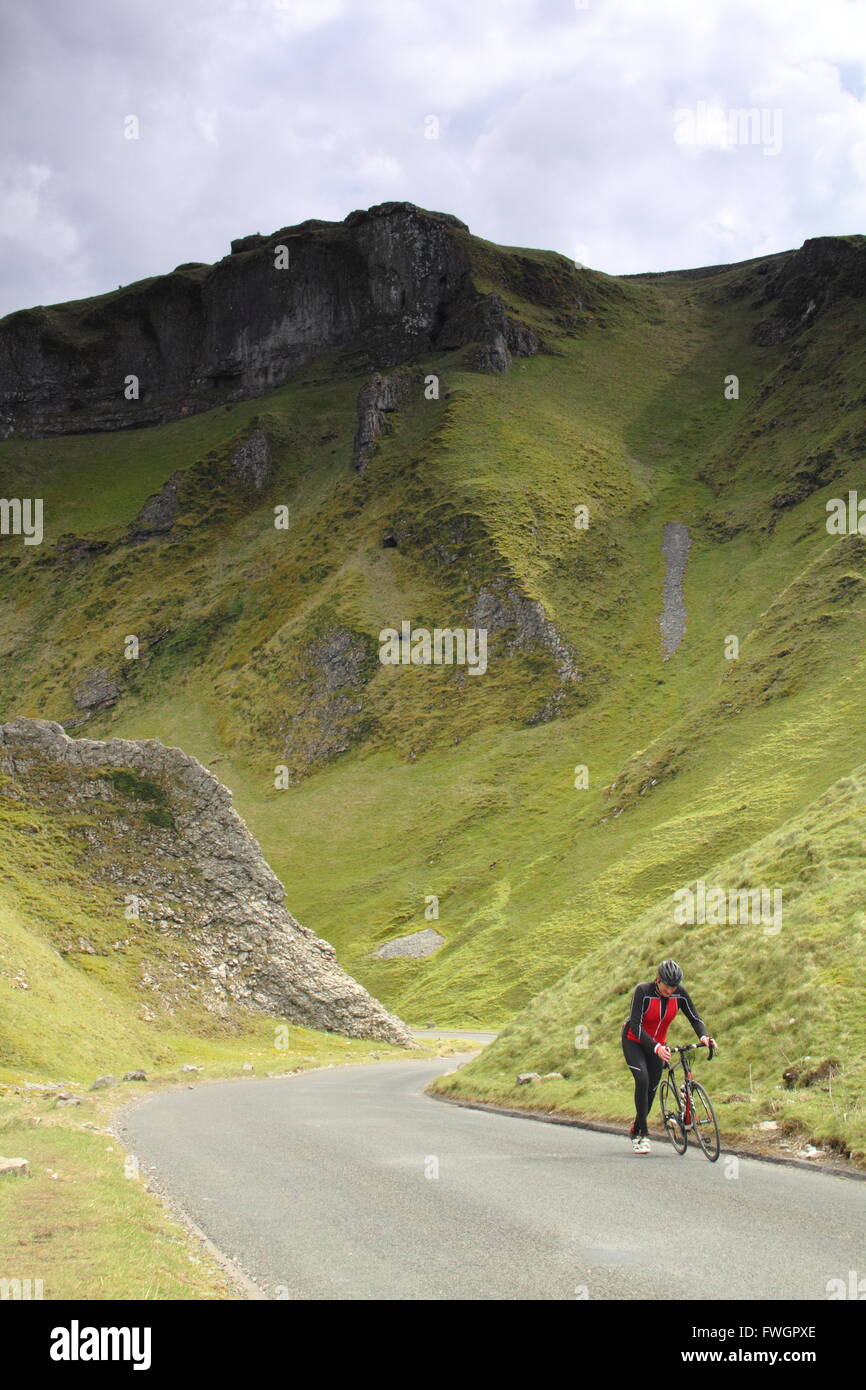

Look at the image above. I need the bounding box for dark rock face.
[751,236,866,345]
[72,669,121,711]
[54,535,110,564]
[0,202,539,439]
[352,371,412,472]
[133,474,180,536]
[446,292,541,372]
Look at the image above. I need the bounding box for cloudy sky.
[1,0,865,318]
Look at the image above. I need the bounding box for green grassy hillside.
[432,761,866,1165]
[1,224,864,1159]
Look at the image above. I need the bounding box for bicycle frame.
[661,1042,706,1128]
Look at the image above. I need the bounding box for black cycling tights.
[621,1033,664,1137]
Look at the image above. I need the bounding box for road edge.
[425,1088,866,1182]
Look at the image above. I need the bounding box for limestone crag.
[351,370,414,472]
[0,202,539,438]
[0,717,411,1044]
[72,670,121,712]
[449,292,542,373]
[469,585,580,680]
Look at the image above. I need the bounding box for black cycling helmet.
[657,958,683,986]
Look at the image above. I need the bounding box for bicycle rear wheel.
[659,1074,687,1154]
[691,1081,721,1161]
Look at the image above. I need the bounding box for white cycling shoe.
[632,1136,651,1153]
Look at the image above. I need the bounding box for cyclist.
[621,959,716,1153]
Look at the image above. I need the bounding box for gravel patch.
[373,928,445,960]
[659,522,691,659]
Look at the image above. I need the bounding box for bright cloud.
[0,0,864,316]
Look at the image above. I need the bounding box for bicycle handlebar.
[662,1041,718,1060]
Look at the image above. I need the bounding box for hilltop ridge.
[0,202,551,437]
[1,202,863,441]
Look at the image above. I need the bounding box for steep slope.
[432,760,866,1166]
[0,206,864,1047]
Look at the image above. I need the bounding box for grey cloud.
[0,0,864,317]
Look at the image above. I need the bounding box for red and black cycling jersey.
[622,980,707,1048]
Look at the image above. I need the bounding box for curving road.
[119,1055,865,1301]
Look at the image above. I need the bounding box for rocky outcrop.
[452,293,541,373]
[352,371,412,472]
[230,427,272,491]
[0,203,541,438]
[0,1157,29,1176]
[281,627,373,777]
[468,585,581,723]
[124,425,275,544]
[72,670,121,711]
[469,586,579,678]
[54,535,110,564]
[751,236,866,345]
[0,717,411,1044]
[131,474,180,538]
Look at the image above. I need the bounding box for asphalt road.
[120,1055,865,1301]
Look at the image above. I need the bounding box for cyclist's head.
[657,959,683,987]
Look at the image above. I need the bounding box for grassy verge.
[430,763,866,1171]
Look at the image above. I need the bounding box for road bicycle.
[658,1041,721,1162]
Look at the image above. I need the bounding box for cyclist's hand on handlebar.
[700,1035,717,1057]
[654,1043,671,1063]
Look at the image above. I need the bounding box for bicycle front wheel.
[691,1081,721,1161]
[659,1074,687,1154]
